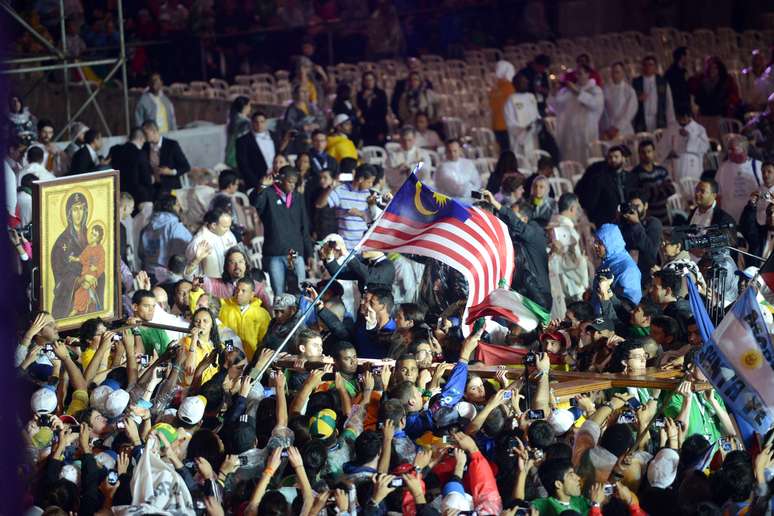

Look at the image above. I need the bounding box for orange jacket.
[489,79,516,131]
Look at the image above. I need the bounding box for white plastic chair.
[666,193,685,224]
[558,160,585,181]
[361,146,388,167]
[679,177,699,201]
[548,177,573,197]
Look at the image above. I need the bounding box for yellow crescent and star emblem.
[414,180,448,216]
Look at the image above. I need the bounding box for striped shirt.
[328,183,374,248]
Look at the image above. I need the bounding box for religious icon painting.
[32,170,121,330]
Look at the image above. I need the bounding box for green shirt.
[532,496,591,516]
[661,389,725,442]
[137,327,171,356]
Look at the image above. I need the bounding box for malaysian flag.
[360,172,514,324]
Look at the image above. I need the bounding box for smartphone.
[281,450,289,459]
[43,343,54,352]
[569,398,578,407]
[441,435,456,445]
[263,387,277,397]
[528,448,544,461]
[38,414,51,427]
[618,410,637,424]
[527,409,545,420]
[719,437,733,452]
[321,373,335,382]
[107,470,119,486]
[184,460,197,472]
[502,390,513,400]
[652,417,666,429]
[112,334,122,342]
[139,354,150,367]
[470,190,483,200]
[603,483,615,496]
[389,478,404,488]
[627,398,642,410]
[558,319,572,329]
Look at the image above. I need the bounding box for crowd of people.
[5,32,774,516]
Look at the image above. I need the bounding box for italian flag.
[466,288,550,332]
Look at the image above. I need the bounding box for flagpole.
[251,163,424,380]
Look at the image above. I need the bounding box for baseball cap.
[647,447,680,489]
[548,409,575,435]
[31,427,54,448]
[309,408,337,439]
[31,386,57,414]
[60,464,80,485]
[442,481,473,511]
[273,293,297,311]
[151,422,179,447]
[103,389,130,418]
[90,385,114,412]
[736,266,759,280]
[178,395,207,425]
[333,113,350,127]
[587,317,615,332]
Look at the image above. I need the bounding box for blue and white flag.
[695,286,774,434]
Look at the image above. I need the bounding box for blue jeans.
[266,255,306,296]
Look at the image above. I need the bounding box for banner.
[696,287,774,434]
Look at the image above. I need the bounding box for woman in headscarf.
[51,192,90,318]
[7,95,37,139]
[489,60,516,153]
[224,96,251,169]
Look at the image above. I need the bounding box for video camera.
[672,223,734,252]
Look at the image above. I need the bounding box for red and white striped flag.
[359,173,514,323]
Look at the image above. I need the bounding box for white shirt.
[17,191,32,226]
[386,145,431,191]
[642,76,658,131]
[185,225,238,278]
[602,81,638,136]
[254,132,276,168]
[640,75,676,131]
[690,201,716,228]
[504,92,540,129]
[715,158,762,223]
[18,162,56,186]
[86,143,98,165]
[4,159,16,217]
[434,158,482,201]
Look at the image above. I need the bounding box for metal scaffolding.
[0,0,131,138]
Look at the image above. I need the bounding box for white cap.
[178,395,206,425]
[31,387,57,414]
[103,389,130,418]
[333,113,350,127]
[442,491,473,511]
[548,409,575,435]
[456,401,478,420]
[90,385,114,411]
[60,464,80,484]
[647,448,680,489]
